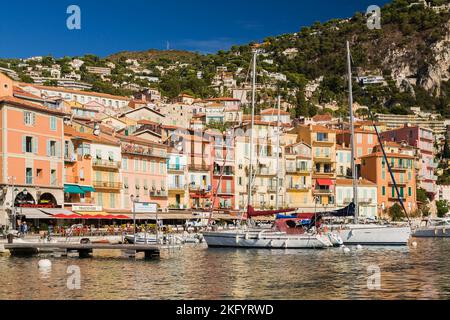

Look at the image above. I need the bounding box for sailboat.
[202,47,335,249]
[324,41,412,246]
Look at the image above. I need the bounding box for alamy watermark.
[67,265,82,290]
[366,5,381,30]
[67,5,81,30]
[367,265,381,290]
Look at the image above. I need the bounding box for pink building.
[380,125,437,196]
[120,135,168,211]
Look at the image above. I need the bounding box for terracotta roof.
[13,86,43,100]
[260,108,290,116]
[21,84,131,101]
[118,134,167,148]
[64,125,120,146]
[206,103,224,108]
[205,97,240,102]
[336,178,376,186]
[312,114,333,122]
[0,96,68,116]
[137,119,160,126]
[360,152,414,159]
[311,125,335,133]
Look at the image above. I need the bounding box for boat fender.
[235,235,239,244]
[343,247,351,254]
[435,228,438,235]
[443,228,446,235]
[38,259,52,269]
[284,240,288,249]
[245,233,249,240]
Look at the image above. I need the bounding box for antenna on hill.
[166,41,170,51]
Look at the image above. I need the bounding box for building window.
[48,140,57,157]
[382,186,386,196]
[51,169,57,185]
[123,158,128,170]
[408,187,412,197]
[24,111,35,126]
[26,168,33,184]
[24,136,34,153]
[109,194,115,209]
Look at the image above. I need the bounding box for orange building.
[336,129,379,166]
[1,73,67,226]
[361,144,417,216]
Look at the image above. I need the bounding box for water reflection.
[1,239,450,300]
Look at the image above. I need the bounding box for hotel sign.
[72,205,103,212]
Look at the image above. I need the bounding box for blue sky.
[0,0,390,58]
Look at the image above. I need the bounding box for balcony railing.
[122,144,167,158]
[93,181,122,189]
[189,184,212,192]
[169,184,186,191]
[64,154,77,163]
[256,168,277,176]
[93,159,121,170]
[286,167,310,174]
[287,185,310,192]
[188,164,211,171]
[313,138,335,144]
[217,189,233,195]
[150,190,168,198]
[313,188,333,194]
[313,169,335,175]
[167,165,186,171]
[213,169,234,176]
[391,164,409,171]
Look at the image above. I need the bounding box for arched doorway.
[14,192,36,207]
[39,193,58,207]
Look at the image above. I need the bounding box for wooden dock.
[3,243,174,259]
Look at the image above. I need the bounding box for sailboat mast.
[248,49,258,210]
[275,95,281,210]
[346,41,359,222]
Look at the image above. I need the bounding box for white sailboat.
[203,47,335,249]
[329,41,411,246]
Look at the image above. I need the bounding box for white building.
[336,179,378,219]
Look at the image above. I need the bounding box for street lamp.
[130,194,140,245]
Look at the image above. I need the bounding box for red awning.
[316,179,334,186]
[53,214,82,219]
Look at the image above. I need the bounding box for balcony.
[188,164,211,172]
[122,144,167,159]
[256,168,277,176]
[217,189,233,195]
[287,185,310,192]
[65,175,80,184]
[93,181,122,191]
[150,190,168,198]
[313,188,334,195]
[189,184,212,193]
[286,167,310,174]
[213,169,234,176]
[168,165,186,172]
[169,184,186,192]
[427,162,439,169]
[93,159,121,171]
[314,155,333,162]
[359,198,374,205]
[267,185,278,193]
[64,154,77,163]
[388,181,407,186]
[313,169,335,176]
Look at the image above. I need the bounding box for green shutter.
[392,187,395,198]
[46,140,50,156]
[22,136,26,153]
[33,137,38,154]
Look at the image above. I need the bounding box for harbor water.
[1,238,450,300]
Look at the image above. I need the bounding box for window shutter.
[22,136,26,153]
[56,141,61,158]
[32,113,36,126]
[33,136,38,154]
[46,140,50,156]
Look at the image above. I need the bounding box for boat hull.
[203,231,332,249]
[333,225,411,246]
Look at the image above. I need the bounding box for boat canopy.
[247,206,297,218]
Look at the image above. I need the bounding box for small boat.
[333,224,412,246]
[124,233,158,244]
[413,218,450,238]
[203,229,333,249]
